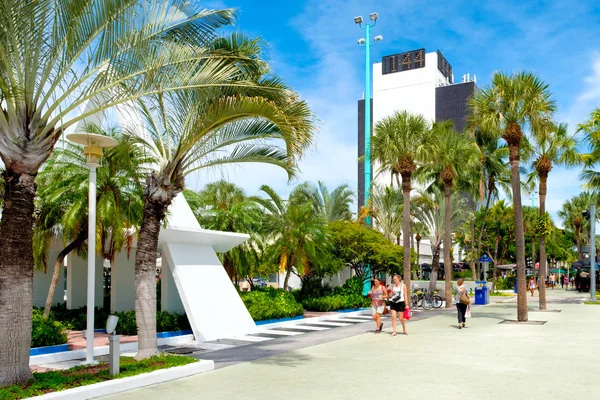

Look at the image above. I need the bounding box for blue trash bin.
[475,281,489,305]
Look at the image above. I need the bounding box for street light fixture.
[67,132,118,364]
[355,12,382,226]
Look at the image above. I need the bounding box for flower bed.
[0,354,197,399]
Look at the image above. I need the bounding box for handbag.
[465,308,472,318]
[403,307,412,320]
[460,292,470,305]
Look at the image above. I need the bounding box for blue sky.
[187,0,600,226]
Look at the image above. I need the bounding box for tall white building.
[357,48,477,265]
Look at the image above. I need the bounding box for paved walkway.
[103,288,598,400]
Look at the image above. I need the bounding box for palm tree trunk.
[476,185,494,280]
[532,240,536,277]
[0,172,36,386]
[283,269,291,290]
[443,183,453,308]
[416,239,421,276]
[134,197,167,360]
[429,245,440,291]
[575,225,582,259]
[401,173,412,292]
[43,229,88,318]
[506,140,528,322]
[470,216,476,280]
[538,174,548,310]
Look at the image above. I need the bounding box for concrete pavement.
[103,289,599,400]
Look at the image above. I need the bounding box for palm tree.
[295,181,354,222]
[474,131,511,279]
[469,72,556,322]
[370,185,403,244]
[127,49,315,358]
[372,111,430,290]
[0,1,238,384]
[255,185,327,290]
[412,221,427,271]
[34,126,147,317]
[527,122,580,309]
[186,180,263,281]
[559,192,596,259]
[419,123,481,307]
[413,188,470,292]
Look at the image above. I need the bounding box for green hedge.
[495,276,515,290]
[31,309,68,348]
[240,287,304,321]
[46,304,190,336]
[302,294,371,312]
[454,270,473,279]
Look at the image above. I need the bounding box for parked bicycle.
[410,289,443,310]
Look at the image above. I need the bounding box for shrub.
[302,294,371,312]
[333,276,364,296]
[47,304,190,335]
[241,288,304,321]
[495,276,515,290]
[454,270,472,279]
[31,309,68,348]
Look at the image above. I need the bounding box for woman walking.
[455,278,469,329]
[369,277,388,333]
[529,276,537,297]
[389,274,408,336]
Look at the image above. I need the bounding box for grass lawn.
[490,292,516,296]
[0,354,197,400]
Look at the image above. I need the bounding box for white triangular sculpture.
[159,195,258,341]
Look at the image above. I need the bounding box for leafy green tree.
[0,1,239,384]
[526,122,580,309]
[327,221,405,283]
[372,110,430,291]
[558,192,598,259]
[469,72,555,322]
[419,123,480,307]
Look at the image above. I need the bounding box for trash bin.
[474,281,489,305]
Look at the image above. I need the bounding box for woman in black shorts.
[389,274,408,336]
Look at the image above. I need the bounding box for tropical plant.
[255,185,328,290]
[185,180,263,281]
[125,34,316,358]
[370,185,403,243]
[559,192,598,259]
[526,122,580,309]
[474,130,511,278]
[294,181,354,222]
[372,110,430,290]
[413,188,470,292]
[0,1,238,385]
[469,71,556,322]
[579,108,600,190]
[412,221,427,272]
[419,122,481,307]
[34,126,146,318]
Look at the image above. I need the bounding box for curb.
[25,359,214,400]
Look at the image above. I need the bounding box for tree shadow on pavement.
[250,351,313,367]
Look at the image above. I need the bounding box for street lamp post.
[67,133,118,364]
[355,13,382,226]
[590,204,596,302]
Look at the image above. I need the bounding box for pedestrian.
[369,277,387,333]
[563,275,569,291]
[529,276,536,297]
[454,278,469,329]
[389,274,408,336]
[550,273,556,290]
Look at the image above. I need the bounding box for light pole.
[355,13,382,226]
[590,204,596,302]
[67,133,118,364]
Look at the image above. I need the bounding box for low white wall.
[67,254,104,309]
[110,252,136,312]
[33,249,65,308]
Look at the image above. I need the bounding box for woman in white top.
[389,274,409,336]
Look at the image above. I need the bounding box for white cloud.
[559,52,600,128]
